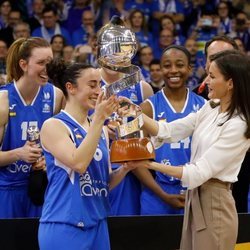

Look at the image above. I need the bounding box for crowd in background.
[0,0,250,88]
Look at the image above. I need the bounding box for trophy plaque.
[97,16,155,163]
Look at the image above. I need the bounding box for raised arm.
[41,93,118,174]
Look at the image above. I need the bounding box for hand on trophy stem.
[124,160,152,170]
[32,156,46,171]
[106,117,121,141]
[117,97,142,118]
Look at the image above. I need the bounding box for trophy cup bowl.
[97,16,155,163]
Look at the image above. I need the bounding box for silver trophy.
[97,16,155,163]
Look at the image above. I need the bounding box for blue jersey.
[148,89,206,185]
[0,82,56,187]
[40,111,110,228]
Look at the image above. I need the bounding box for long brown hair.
[6,37,50,82]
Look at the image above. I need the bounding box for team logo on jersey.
[158,112,165,118]
[130,93,138,103]
[43,92,50,100]
[79,171,108,197]
[7,162,31,173]
[192,104,200,112]
[161,159,171,166]
[9,104,16,116]
[42,103,50,113]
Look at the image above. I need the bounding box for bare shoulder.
[41,117,66,133]
[54,87,65,114]
[141,80,154,100]
[140,100,153,118]
[0,90,9,126]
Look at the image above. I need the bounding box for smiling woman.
[38,59,137,250]
[127,49,250,250]
[0,37,64,219]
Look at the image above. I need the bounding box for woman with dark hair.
[127,50,250,249]
[160,14,186,46]
[0,37,64,218]
[38,59,136,250]
[128,9,153,48]
[50,34,66,59]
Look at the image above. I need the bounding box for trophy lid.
[97,16,137,68]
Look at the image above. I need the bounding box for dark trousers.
[232,151,250,213]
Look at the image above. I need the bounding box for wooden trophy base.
[110,137,155,163]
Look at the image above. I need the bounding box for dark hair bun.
[47,58,67,87]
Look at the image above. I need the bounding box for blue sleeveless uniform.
[39,111,111,250]
[141,89,206,215]
[102,79,144,215]
[0,82,56,218]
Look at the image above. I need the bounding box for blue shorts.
[0,186,42,218]
[39,219,110,250]
[140,182,185,215]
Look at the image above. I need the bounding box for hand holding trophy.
[97,16,155,163]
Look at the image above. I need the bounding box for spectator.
[62,45,74,63]
[189,11,219,67]
[233,36,246,54]
[103,0,128,25]
[138,45,154,83]
[160,14,186,45]
[124,0,151,22]
[184,37,206,90]
[217,1,233,35]
[148,59,164,94]
[128,9,153,48]
[0,39,7,85]
[46,0,71,22]
[151,0,185,36]
[32,5,72,45]
[194,35,238,99]
[0,9,22,47]
[72,9,95,47]
[13,21,31,39]
[153,28,175,59]
[0,0,11,29]
[229,11,250,52]
[27,0,44,33]
[50,34,66,59]
[63,0,91,33]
